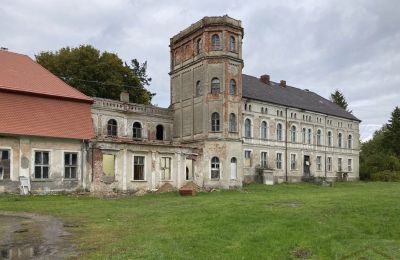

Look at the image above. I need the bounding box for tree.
[35,45,154,104]
[383,107,400,156]
[330,90,351,113]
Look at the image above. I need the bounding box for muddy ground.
[0,211,77,259]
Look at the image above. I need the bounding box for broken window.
[0,149,10,180]
[211,157,220,179]
[229,113,237,132]
[102,154,115,177]
[64,153,78,179]
[211,78,220,94]
[211,112,220,132]
[133,156,145,180]
[211,34,221,50]
[156,125,164,140]
[160,157,171,180]
[107,119,118,137]
[133,122,142,139]
[34,151,49,179]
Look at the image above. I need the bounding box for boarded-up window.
[133,156,145,180]
[244,150,252,167]
[102,154,115,177]
[160,157,171,180]
[0,150,10,180]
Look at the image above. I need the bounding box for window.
[290,154,297,170]
[261,152,268,168]
[211,78,220,94]
[133,156,145,180]
[230,157,237,179]
[244,150,252,167]
[316,129,322,145]
[160,157,171,180]
[302,128,306,143]
[211,157,220,179]
[291,125,296,143]
[211,112,220,132]
[64,153,77,179]
[211,34,221,50]
[348,158,353,172]
[34,151,49,179]
[229,79,236,95]
[249,105,252,111]
[133,122,142,139]
[245,118,252,138]
[316,156,322,171]
[0,150,10,180]
[327,157,332,171]
[196,38,202,54]
[230,36,236,51]
[276,123,283,141]
[195,80,202,96]
[338,133,343,148]
[102,154,115,177]
[276,153,282,169]
[307,129,312,144]
[156,125,164,140]
[338,158,342,172]
[261,121,268,139]
[229,113,237,132]
[327,131,332,147]
[107,119,117,137]
[348,134,352,149]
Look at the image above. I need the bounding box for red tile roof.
[0,50,94,140]
[0,50,92,102]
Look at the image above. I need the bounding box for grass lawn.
[1,182,400,259]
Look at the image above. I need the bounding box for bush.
[370,171,400,182]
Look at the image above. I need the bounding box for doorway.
[303,155,310,176]
[230,157,237,179]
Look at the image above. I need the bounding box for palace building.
[0,16,360,193]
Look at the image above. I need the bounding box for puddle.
[0,212,77,259]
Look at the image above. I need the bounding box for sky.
[2,0,399,141]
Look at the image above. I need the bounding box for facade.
[0,15,360,194]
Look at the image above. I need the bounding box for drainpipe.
[285,108,288,182]
[324,116,327,178]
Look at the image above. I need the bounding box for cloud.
[2,0,399,139]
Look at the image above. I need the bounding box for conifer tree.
[330,90,351,113]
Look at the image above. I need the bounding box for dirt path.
[0,211,77,259]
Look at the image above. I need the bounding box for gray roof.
[242,74,360,122]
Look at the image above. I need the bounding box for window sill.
[209,131,222,133]
[210,178,220,181]
[131,180,147,182]
[63,178,78,181]
[160,180,173,182]
[31,179,54,182]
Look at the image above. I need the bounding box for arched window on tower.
[196,38,202,54]
[196,80,202,96]
[211,112,220,132]
[229,79,236,95]
[156,125,164,140]
[229,113,237,132]
[230,36,236,52]
[211,157,220,179]
[107,119,117,137]
[211,34,221,50]
[211,78,220,94]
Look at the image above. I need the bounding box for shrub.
[370,171,400,182]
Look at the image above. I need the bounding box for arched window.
[107,119,117,137]
[327,131,332,147]
[211,34,220,50]
[211,157,220,179]
[229,79,236,95]
[249,105,252,111]
[261,107,264,114]
[291,125,296,143]
[196,38,202,54]
[317,129,322,145]
[276,123,283,141]
[348,134,353,149]
[211,112,220,132]
[338,133,343,148]
[307,129,312,144]
[229,113,237,132]
[245,118,252,138]
[133,122,142,139]
[156,125,164,140]
[261,121,268,139]
[230,157,237,179]
[230,36,236,51]
[211,78,220,94]
[302,128,306,143]
[196,80,202,96]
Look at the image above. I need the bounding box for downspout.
[324,116,327,178]
[285,108,288,182]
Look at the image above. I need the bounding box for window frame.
[327,131,333,147]
[338,157,343,172]
[229,35,236,52]
[211,34,221,50]
[338,132,343,148]
[33,150,51,179]
[64,151,79,179]
[107,119,118,137]
[316,155,322,171]
[211,78,220,94]
[291,125,297,143]
[132,121,143,139]
[244,150,252,167]
[229,113,237,132]
[0,148,12,180]
[316,129,322,146]
[156,124,164,141]
[348,134,353,149]
[244,118,252,138]
[160,157,172,181]
[133,155,146,181]
[229,79,236,95]
[211,112,220,132]
[276,152,283,170]
[195,80,202,97]
[290,153,297,170]
[276,123,283,141]
[260,151,268,168]
[210,157,220,179]
[261,121,268,140]
[347,158,353,172]
[327,157,332,172]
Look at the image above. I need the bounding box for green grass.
[1,182,400,259]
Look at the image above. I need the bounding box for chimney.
[0,47,8,51]
[280,80,286,88]
[259,74,270,84]
[120,91,129,103]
